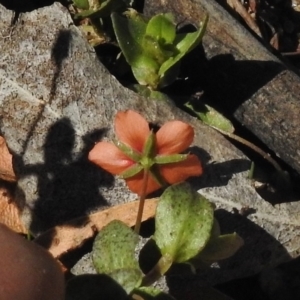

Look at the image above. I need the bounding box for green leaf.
[142,35,172,66]
[73,0,90,10]
[92,220,143,294]
[154,182,214,263]
[198,233,244,263]
[157,61,180,89]
[131,55,160,88]
[159,15,208,77]
[173,14,208,56]
[132,286,176,299]
[146,14,176,46]
[185,102,234,133]
[112,12,147,66]
[113,13,208,90]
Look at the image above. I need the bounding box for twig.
[281,51,300,57]
[212,126,283,172]
[226,0,262,37]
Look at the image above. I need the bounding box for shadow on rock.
[0,0,66,13]
[167,209,291,298]
[199,54,284,115]
[188,146,251,189]
[66,274,127,300]
[16,117,114,234]
[50,29,73,103]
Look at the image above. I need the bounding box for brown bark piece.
[226,0,261,37]
[0,136,16,182]
[35,199,157,258]
[0,187,27,234]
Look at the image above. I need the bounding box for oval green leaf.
[142,35,172,66]
[159,15,209,76]
[92,220,142,294]
[132,55,160,88]
[185,102,235,133]
[154,182,214,263]
[146,14,176,46]
[73,0,89,10]
[111,12,147,66]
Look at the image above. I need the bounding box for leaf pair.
[92,220,173,299]
[92,182,243,298]
[112,12,209,90]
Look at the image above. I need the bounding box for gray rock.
[0,2,299,288]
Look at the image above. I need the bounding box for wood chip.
[0,186,27,234]
[0,136,17,182]
[34,198,158,258]
[227,0,262,37]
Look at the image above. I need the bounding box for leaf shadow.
[21,29,73,160]
[15,117,114,234]
[187,146,251,189]
[0,0,68,26]
[199,54,285,115]
[50,29,73,104]
[167,209,291,299]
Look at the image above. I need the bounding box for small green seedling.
[90,183,243,299]
[112,12,208,90]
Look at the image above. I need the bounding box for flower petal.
[126,171,161,195]
[88,142,134,175]
[156,121,194,154]
[159,154,202,184]
[115,110,150,153]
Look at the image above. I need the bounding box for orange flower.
[88,110,202,195]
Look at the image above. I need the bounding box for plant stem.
[134,169,149,234]
[212,126,283,172]
[142,255,173,286]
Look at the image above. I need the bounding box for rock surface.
[0,1,299,290]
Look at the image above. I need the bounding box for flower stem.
[134,169,149,234]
